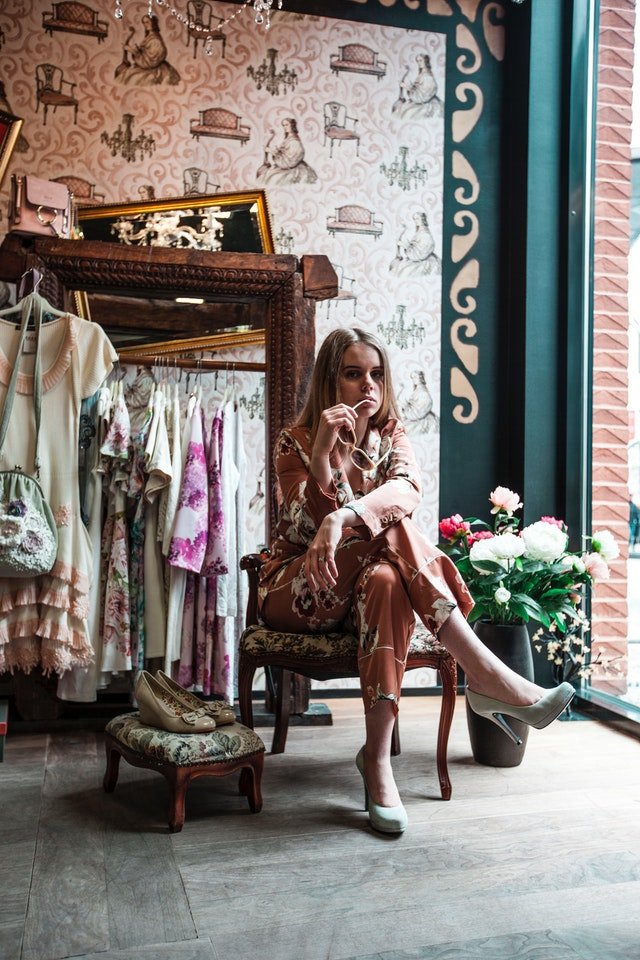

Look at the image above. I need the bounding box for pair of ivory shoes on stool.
[134,670,235,734]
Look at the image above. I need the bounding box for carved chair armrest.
[61,79,76,95]
[240,550,270,627]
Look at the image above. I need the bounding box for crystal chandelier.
[380,146,428,192]
[377,306,425,351]
[247,48,297,96]
[101,113,156,163]
[114,0,284,52]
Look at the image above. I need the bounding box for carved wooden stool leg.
[103,740,121,793]
[238,754,264,812]
[166,766,191,833]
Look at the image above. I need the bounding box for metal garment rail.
[116,353,266,373]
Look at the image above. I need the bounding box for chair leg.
[436,658,457,801]
[271,668,292,754]
[103,739,121,792]
[238,658,256,729]
[390,716,401,756]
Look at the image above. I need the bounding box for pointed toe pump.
[465,682,575,745]
[135,670,217,734]
[355,747,408,835]
[155,670,236,726]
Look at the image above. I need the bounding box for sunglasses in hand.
[338,427,393,471]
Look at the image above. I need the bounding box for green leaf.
[508,599,531,622]
[469,559,505,574]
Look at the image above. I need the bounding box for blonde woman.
[258,328,574,834]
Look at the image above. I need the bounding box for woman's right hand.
[312,403,358,460]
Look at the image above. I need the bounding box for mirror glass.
[75,191,273,353]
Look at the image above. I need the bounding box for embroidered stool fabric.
[103,712,265,832]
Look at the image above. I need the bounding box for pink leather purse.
[8,174,73,238]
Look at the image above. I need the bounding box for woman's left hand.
[305,513,343,592]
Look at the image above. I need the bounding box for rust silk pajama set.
[258,420,474,712]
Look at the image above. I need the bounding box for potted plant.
[438,486,619,765]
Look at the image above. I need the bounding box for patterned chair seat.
[241,622,448,662]
[103,712,265,832]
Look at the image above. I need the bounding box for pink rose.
[467,529,494,547]
[489,486,523,516]
[540,515,566,531]
[582,551,610,582]
[439,514,471,542]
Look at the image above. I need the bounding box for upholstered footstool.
[103,712,265,832]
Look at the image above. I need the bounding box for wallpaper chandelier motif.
[114,0,285,51]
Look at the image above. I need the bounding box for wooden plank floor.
[1,696,640,960]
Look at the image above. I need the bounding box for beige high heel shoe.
[134,670,217,734]
[465,682,575,745]
[155,670,236,726]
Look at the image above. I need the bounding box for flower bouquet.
[438,486,619,639]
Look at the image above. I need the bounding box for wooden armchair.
[323,102,360,159]
[35,63,78,125]
[185,0,226,58]
[238,552,458,800]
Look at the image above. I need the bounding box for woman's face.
[337,342,384,420]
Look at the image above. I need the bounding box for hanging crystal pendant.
[114,0,124,20]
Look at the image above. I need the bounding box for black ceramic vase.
[465,620,535,767]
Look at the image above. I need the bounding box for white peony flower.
[521,521,567,562]
[491,532,526,560]
[591,529,619,562]
[494,586,511,604]
[469,537,501,572]
[469,532,524,573]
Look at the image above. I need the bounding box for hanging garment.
[161,382,183,557]
[164,392,197,674]
[167,395,209,573]
[57,385,109,701]
[128,397,153,673]
[202,407,227,576]
[99,389,132,675]
[0,311,116,676]
[143,387,172,660]
[213,398,247,702]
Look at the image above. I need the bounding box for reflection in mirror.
[73,288,267,354]
[76,190,274,254]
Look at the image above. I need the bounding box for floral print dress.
[0,314,116,677]
[99,389,132,674]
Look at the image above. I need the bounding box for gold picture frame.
[77,189,274,254]
[0,110,24,189]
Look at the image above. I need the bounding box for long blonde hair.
[296,327,400,438]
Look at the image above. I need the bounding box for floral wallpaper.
[0,3,447,686]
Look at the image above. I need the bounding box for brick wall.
[591,0,635,693]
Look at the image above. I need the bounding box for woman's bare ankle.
[363,747,401,807]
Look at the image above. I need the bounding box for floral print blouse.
[261,418,422,585]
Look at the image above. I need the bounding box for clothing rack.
[117,353,266,373]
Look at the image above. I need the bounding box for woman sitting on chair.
[258,328,574,834]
